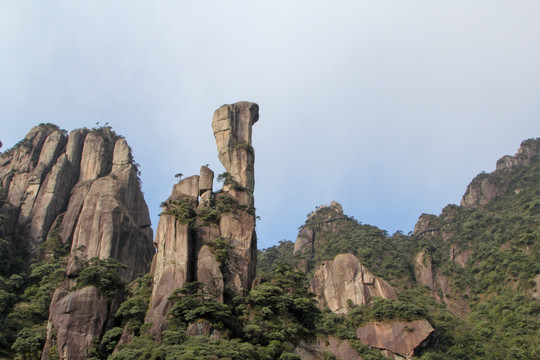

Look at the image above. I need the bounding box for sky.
[1,1,540,249]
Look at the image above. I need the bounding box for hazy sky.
[1,1,540,249]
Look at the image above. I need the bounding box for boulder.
[199,166,214,195]
[310,253,397,314]
[42,286,109,360]
[356,320,436,358]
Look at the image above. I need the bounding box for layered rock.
[310,253,398,314]
[146,102,258,337]
[356,320,436,359]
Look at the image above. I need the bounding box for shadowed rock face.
[0,124,154,360]
[146,102,258,338]
[310,253,398,314]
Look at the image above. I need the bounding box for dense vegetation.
[1,136,539,359]
[104,264,320,360]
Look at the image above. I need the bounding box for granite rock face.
[212,102,259,192]
[0,125,153,279]
[0,124,154,360]
[356,320,436,359]
[310,253,398,314]
[462,138,539,208]
[146,102,258,337]
[414,250,470,318]
[42,286,110,360]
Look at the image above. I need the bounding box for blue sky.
[1,1,540,249]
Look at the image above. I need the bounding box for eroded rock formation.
[462,138,539,208]
[0,125,154,279]
[356,320,436,359]
[310,253,398,314]
[146,102,259,337]
[0,124,154,360]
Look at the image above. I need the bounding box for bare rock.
[414,250,470,318]
[310,253,397,314]
[356,320,436,358]
[173,175,200,199]
[319,337,363,360]
[42,286,109,360]
[78,129,115,182]
[199,166,214,195]
[146,214,194,337]
[220,210,257,292]
[461,174,504,208]
[196,245,224,302]
[414,250,434,290]
[212,101,258,192]
[186,319,222,340]
[462,139,540,208]
[450,245,470,269]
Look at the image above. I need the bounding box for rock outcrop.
[293,201,349,272]
[146,102,259,337]
[356,320,436,359]
[462,138,539,208]
[414,250,469,318]
[0,124,154,360]
[212,102,259,192]
[42,286,110,360]
[310,253,398,313]
[0,125,154,279]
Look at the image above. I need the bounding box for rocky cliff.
[461,138,539,208]
[0,125,153,277]
[146,102,259,337]
[0,124,154,360]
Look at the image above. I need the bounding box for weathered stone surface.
[146,102,259,341]
[196,245,224,302]
[310,253,397,314]
[42,286,109,360]
[199,166,213,195]
[450,245,470,269]
[146,214,193,337]
[220,210,257,292]
[78,130,115,182]
[212,102,258,192]
[461,175,504,208]
[414,250,469,318]
[462,139,540,208]
[69,161,153,281]
[356,320,435,358]
[172,175,200,199]
[319,337,363,360]
[186,319,222,340]
[294,340,325,360]
[415,250,434,290]
[293,201,345,257]
[0,125,155,359]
